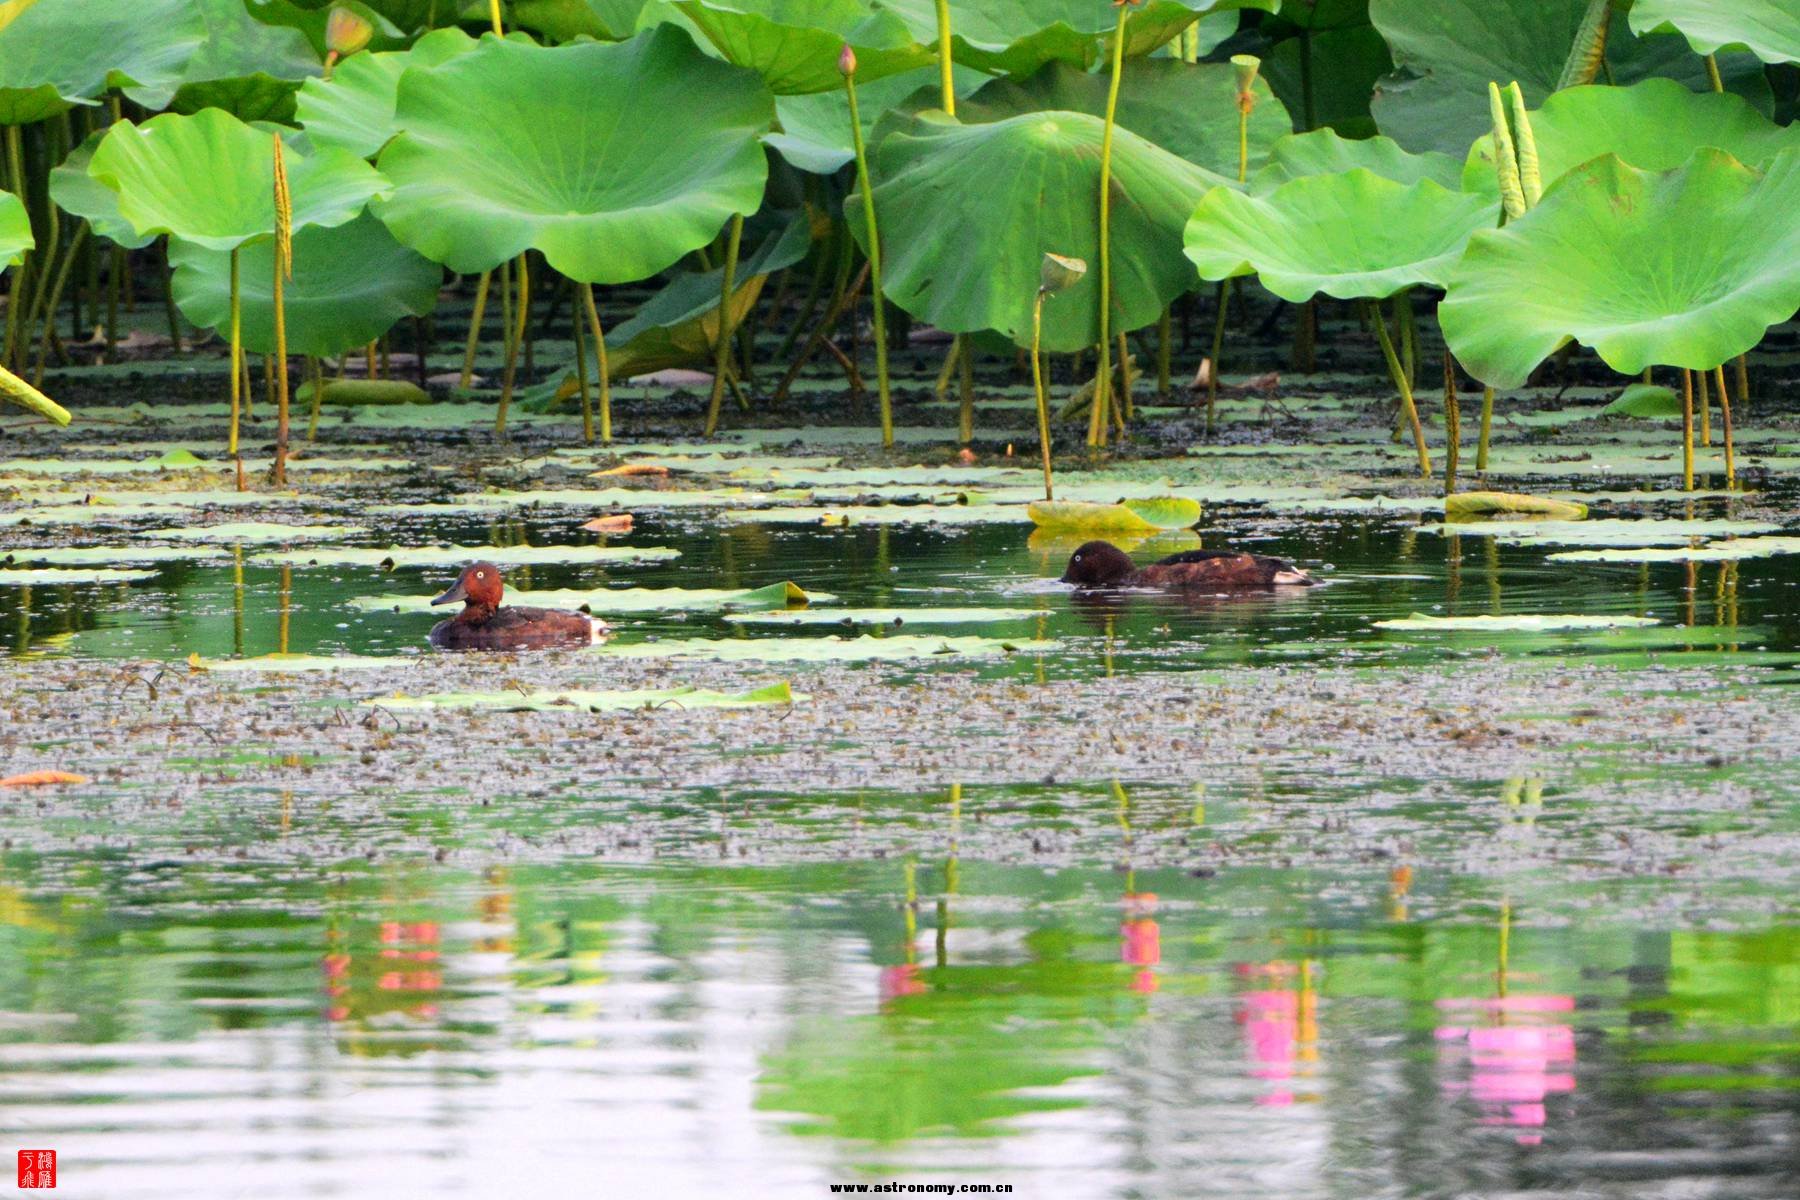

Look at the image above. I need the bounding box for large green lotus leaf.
[0,0,207,124]
[169,213,442,358]
[859,110,1225,352]
[295,27,483,159]
[0,190,32,267]
[1440,149,1800,388]
[366,681,801,711]
[1463,79,1800,197]
[673,0,932,94]
[767,64,983,174]
[169,0,322,123]
[375,27,774,281]
[1261,21,1391,139]
[512,0,659,40]
[956,59,1288,179]
[1367,0,1770,155]
[1631,0,1800,65]
[50,134,154,250]
[88,110,388,251]
[1184,170,1498,302]
[1254,128,1461,194]
[878,1,1277,75]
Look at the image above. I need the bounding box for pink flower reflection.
[878,963,926,1003]
[1121,893,1161,995]
[1234,963,1320,1107]
[1436,995,1576,1145]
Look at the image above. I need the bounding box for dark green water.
[2,498,1798,1197]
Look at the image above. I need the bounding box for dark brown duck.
[428,562,608,651]
[1060,540,1316,591]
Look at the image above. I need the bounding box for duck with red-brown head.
[428,562,608,651]
[1060,540,1316,592]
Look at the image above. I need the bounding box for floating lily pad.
[724,607,1041,626]
[722,504,1030,527]
[3,545,227,565]
[0,567,157,585]
[1028,497,1201,533]
[1548,537,1800,563]
[1374,613,1661,632]
[250,544,682,568]
[1600,383,1683,420]
[351,580,823,614]
[364,680,800,712]
[188,651,422,672]
[141,522,369,543]
[594,635,1049,662]
[1424,518,1776,546]
[1444,492,1588,520]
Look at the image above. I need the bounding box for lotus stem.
[934,336,959,399]
[934,0,955,115]
[159,237,182,353]
[1116,331,1132,421]
[1399,288,1418,387]
[1205,280,1230,434]
[580,283,612,444]
[1371,296,1430,476]
[1735,354,1750,415]
[488,0,503,35]
[0,360,69,424]
[573,292,592,445]
[306,355,322,441]
[1556,0,1611,90]
[957,333,974,443]
[23,200,58,360]
[704,211,745,437]
[1232,56,1260,184]
[459,269,490,389]
[272,134,293,487]
[1444,351,1460,495]
[1090,5,1131,448]
[1156,306,1171,397]
[842,54,893,447]
[495,254,527,433]
[1031,290,1053,500]
[1697,366,1711,445]
[32,222,86,387]
[1477,385,1494,472]
[775,258,869,403]
[1681,368,1694,490]
[105,245,120,358]
[1714,365,1735,487]
[1704,53,1724,92]
[777,225,833,364]
[228,247,243,462]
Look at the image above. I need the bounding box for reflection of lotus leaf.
[1441,149,1800,388]
[374,27,774,281]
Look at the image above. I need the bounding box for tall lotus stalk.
[3,126,28,371]
[227,247,243,469]
[1089,0,1137,448]
[271,135,294,486]
[1373,293,1430,477]
[933,0,956,118]
[1443,351,1461,493]
[580,283,612,444]
[1203,54,1260,432]
[459,271,490,389]
[494,255,527,433]
[1681,368,1694,489]
[1714,365,1736,487]
[841,44,893,447]
[1474,81,1541,473]
[1033,253,1086,501]
[935,0,975,440]
[703,212,745,436]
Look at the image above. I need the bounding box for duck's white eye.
[476,571,485,579]
[1074,554,1082,561]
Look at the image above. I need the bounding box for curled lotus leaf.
[1441,148,1800,388]
[673,0,933,94]
[1253,128,1462,194]
[1630,0,1800,65]
[374,26,775,282]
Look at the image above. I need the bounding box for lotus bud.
[326,6,374,57]
[837,44,857,78]
[1487,81,1526,222]
[1040,252,1087,296]
[1231,54,1261,113]
[1506,81,1542,209]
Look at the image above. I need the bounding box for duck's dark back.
[429,607,598,651]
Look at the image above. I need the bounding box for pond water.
[2,461,1798,1198]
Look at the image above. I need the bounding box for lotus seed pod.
[326,6,374,57]
[1488,82,1525,222]
[1040,252,1087,295]
[837,44,857,78]
[1231,54,1261,94]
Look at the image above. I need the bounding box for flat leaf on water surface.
[862,110,1226,351]
[169,213,443,358]
[2,545,228,565]
[1251,128,1462,194]
[0,567,157,585]
[1367,0,1770,156]
[1444,492,1588,520]
[137,522,370,543]
[188,651,423,672]
[1600,384,1684,420]
[594,634,1052,662]
[364,681,800,712]
[722,504,1032,527]
[352,580,826,614]
[878,1,1278,75]
[672,0,932,94]
[0,0,206,124]
[1028,497,1201,533]
[1423,519,1779,546]
[375,27,774,281]
[1549,537,1800,564]
[1631,0,1800,64]
[88,109,387,250]
[250,544,683,568]
[1184,170,1498,301]
[1374,613,1661,632]
[959,58,1289,179]
[366,487,774,514]
[0,190,31,267]
[1440,149,1800,389]
[295,27,482,158]
[1462,79,1800,199]
[724,607,1042,626]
